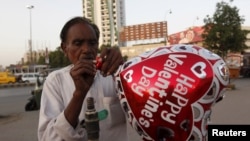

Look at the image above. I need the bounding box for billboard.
[168,26,204,44]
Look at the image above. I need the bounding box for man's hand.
[70,59,96,94]
[99,47,123,76]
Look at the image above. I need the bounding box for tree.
[202,1,249,58]
[37,56,46,64]
[48,47,70,68]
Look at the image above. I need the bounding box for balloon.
[115,44,229,141]
[96,55,103,70]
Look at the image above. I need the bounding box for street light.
[26,5,34,64]
[164,9,172,45]
[193,16,199,27]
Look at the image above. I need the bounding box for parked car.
[0,72,16,84]
[21,73,44,83]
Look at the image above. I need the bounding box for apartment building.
[119,21,168,47]
[242,26,250,52]
[82,0,126,47]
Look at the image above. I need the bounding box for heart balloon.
[115,44,229,141]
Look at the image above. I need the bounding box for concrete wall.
[120,43,165,59]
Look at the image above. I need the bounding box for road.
[0,86,33,113]
[0,78,250,141]
[210,78,250,124]
[0,86,38,141]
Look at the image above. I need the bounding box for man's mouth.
[79,55,94,60]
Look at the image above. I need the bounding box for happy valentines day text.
[131,54,199,128]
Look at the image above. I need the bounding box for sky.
[0,0,250,68]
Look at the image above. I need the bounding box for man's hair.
[60,16,100,43]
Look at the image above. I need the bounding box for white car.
[21,73,44,84]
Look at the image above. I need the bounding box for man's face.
[62,23,99,64]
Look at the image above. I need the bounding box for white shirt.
[38,65,128,141]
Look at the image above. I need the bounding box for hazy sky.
[1,0,250,67]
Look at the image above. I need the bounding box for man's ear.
[61,42,67,56]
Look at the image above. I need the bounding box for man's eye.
[74,41,82,46]
[89,41,97,46]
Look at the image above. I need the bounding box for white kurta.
[38,65,128,141]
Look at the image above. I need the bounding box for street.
[0,86,38,141]
[0,78,250,141]
[210,78,250,124]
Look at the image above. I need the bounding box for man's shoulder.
[46,65,72,80]
[52,65,71,74]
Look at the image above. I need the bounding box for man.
[38,17,127,141]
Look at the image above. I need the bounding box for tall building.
[82,0,126,47]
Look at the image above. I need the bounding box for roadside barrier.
[0,83,35,89]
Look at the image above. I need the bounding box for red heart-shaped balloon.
[115,45,229,141]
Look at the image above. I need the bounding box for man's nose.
[80,43,91,52]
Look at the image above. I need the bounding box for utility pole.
[26,5,34,64]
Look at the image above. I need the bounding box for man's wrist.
[73,89,87,100]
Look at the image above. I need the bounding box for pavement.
[0,77,249,141]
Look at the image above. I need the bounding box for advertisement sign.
[168,26,204,44]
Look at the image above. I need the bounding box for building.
[119,21,168,47]
[82,0,126,47]
[22,47,50,64]
[0,65,4,71]
[7,64,48,76]
[242,26,250,52]
[119,43,165,59]
[120,25,250,62]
